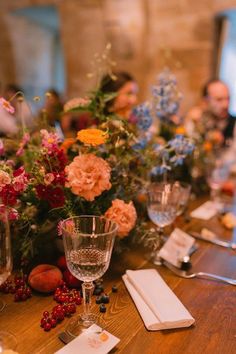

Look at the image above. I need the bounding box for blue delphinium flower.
[169,155,184,166]
[151,68,182,120]
[169,134,194,155]
[133,102,153,131]
[132,137,148,151]
[150,164,171,176]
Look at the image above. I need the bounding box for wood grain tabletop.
[1,197,236,354]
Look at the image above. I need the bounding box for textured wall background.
[1,0,236,115]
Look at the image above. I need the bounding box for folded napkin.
[190,201,222,220]
[122,269,195,331]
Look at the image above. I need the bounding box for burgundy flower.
[36,184,65,208]
[0,185,18,206]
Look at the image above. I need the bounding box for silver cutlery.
[58,331,75,344]
[162,260,236,285]
[189,231,236,250]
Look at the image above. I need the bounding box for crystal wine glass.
[0,215,13,311]
[0,213,17,351]
[61,215,118,337]
[147,182,180,264]
[174,181,191,217]
[206,159,229,204]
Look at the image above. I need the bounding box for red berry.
[41,318,47,327]
[43,311,50,318]
[44,323,51,331]
[50,318,57,328]
[68,304,76,314]
[74,297,82,305]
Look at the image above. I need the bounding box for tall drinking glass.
[147,183,180,264]
[0,216,12,311]
[0,212,17,351]
[61,215,118,337]
[206,159,229,203]
[175,181,191,217]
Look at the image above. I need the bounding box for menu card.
[55,325,120,354]
[190,201,222,220]
[158,228,196,267]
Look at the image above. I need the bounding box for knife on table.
[189,231,236,250]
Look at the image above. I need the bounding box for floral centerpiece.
[0,64,194,269]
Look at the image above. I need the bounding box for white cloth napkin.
[190,201,222,220]
[122,269,195,331]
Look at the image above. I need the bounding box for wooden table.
[1,197,236,354]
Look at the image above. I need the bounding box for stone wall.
[1,0,236,114]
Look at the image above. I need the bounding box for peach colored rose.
[65,153,111,201]
[0,170,11,191]
[105,199,137,238]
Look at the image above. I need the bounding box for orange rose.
[77,129,108,146]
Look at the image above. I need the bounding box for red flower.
[36,184,65,208]
[0,185,18,206]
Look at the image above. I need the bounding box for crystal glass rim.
[60,215,118,237]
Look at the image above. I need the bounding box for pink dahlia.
[105,199,137,238]
[65,154,111,201]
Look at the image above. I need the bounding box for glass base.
[145,250,162,265]
[66,313,105,338]
[0,331,17,351]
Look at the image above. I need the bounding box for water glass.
[175,182,191,216]
[147,182,180,263]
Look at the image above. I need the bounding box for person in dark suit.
[185,79,236,147]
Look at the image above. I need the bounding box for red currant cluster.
[41,304,76,332]
[40,282,82,332]
[53,283,82,305]
[0,275,32,302]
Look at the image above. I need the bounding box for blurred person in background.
[4,84,34,130]
[185,79,236,147]
[61,71,138,137]
[40,88,64,127]
[99,71,138,121]
[40,88,64,139]
[0,104,18,136]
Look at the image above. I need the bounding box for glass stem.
[82,282,94,319]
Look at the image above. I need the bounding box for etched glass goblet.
[206,159,229,204]
[0,213,17,350]
[0,215,13,311]
[147,182,180,264]
[174,181,191,217]
[61,215,118,337]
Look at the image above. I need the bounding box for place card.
[158,228,195,267]
[55,324,120,354]
[190,201,222,220]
